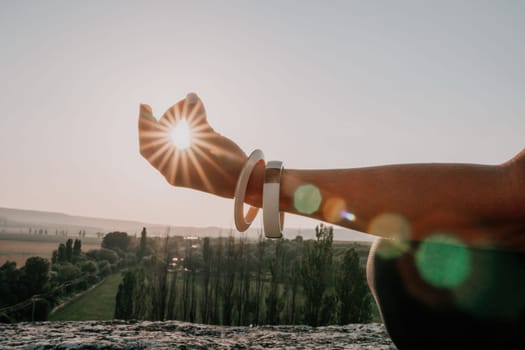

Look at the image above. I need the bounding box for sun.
[170,118,192,149]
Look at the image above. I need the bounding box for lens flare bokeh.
[341,210,356,222]
[415,233,470,288]
[293,184,322,215]
[321,197,346,222]
[369,213,411,259]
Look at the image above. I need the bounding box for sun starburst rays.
[148,140,172,165]
[186,148,214,193]
[158,145,175,174]
[191,144,232,179]
[168,150,181,185]
[140,97,228,192]
[140,136,169,152]
[187,100,203,120]
[179,146,191,185]
[181,98,190,120]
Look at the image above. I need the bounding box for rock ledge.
[0,321,396,349]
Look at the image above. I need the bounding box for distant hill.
[0,207,375,241]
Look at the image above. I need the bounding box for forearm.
[245,161,524,246]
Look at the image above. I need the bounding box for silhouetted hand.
[139,93,247,198]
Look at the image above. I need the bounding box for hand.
[138,93,247,198]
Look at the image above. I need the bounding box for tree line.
[0,234,131,322]
[114,224,373,326]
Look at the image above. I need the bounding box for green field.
[49,273,123,321]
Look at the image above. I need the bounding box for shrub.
[20,257,50,297]
[102,231,130,252]
[80,261,98,274]
[86,248,119,264]
[54,263,81,284]
[97,260,111,277]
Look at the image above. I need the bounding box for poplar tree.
[222,234,236,325]
[65,239,73,262]
[200,237,212,323]
[72,239,82,262]
[115,271,136,319]
[336,247,372,323]
[301,224,334,326]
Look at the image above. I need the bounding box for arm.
[246,153,525,249]
[138,93,525,250]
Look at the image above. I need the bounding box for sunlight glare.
[170,118,192,149]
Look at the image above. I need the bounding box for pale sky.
[1,1,524,231]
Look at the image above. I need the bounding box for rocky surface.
[0,321,396,349]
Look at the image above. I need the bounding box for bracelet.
[263,160,284,238]
[234,149,265,232]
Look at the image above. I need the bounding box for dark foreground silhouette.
[368,238,525,349]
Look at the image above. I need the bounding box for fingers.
[139,103,155,122]
[138,104,164,163]
[186,92,199,104]
[159,93,212,133]
[184,92,205,124]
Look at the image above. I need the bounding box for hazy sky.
[1,1,524,231]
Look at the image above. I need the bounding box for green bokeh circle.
[415,234,470,288]
[293,184,322,214]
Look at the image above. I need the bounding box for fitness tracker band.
[263,160,284,238]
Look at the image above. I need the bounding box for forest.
[115,224,373,326]
[0,224,374,325]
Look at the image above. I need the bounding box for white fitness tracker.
[263,160,284,238]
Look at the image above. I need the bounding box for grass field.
[0,234,101,266]
[49,273,123,321]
